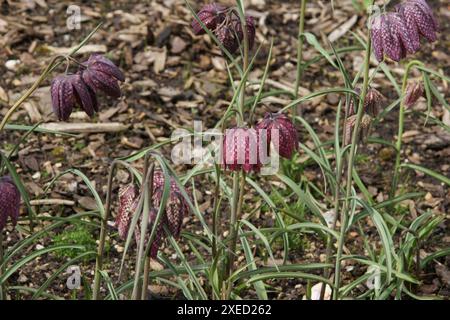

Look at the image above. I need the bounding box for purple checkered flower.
[370,12,419,62]
[396,0,439,44]
[191,3,226,35]
[222,127,262,173]
[404,81,424,108]
[0,176,21,232]
[255,113,299,159]
[81,54,125,98]
[50,74,97,121]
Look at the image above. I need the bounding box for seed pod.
[191,3,226,35]
[404,81,424,108]
[81,54,124,98]
[0,176,21,232]
[222,127,262,172]
[115,184,139,240]
[255,113,298,159]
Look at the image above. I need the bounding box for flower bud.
[404,81,424,108]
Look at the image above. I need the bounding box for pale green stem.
[333,13,373,299]
[293,0,307,119]
[390,60,424,198]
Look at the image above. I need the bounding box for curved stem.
[293,0,307,120]
[332,9,373,299]
[92,159,119,300]
[390,60,424,198]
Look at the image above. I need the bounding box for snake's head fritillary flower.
[344,114,373,146]
[81,54,124,98]
[404,81,424,108]
[50,72,101,120]
[134,208,165,258]
[370,12,418,62]
[152,186,188,239]
[255,113,299,159]
[0,176,21,232]
[222,127,262,173]
[347,88,384,118]
[216,26,239,54]
[115,184,139,240]
[396,0,439,44]
[191,3,226,35]
[234,15,256,50]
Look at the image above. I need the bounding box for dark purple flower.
[255,113,299,159]
[115,184,139,240]
[216,26,239,54]
[50,73,98,121]
[404,81,424,108]
[191,3,226,35]
[396,0,439,44]
[234,15,256,50]
[81,54,124,98]
[0,176,21,232]
[370,12,418,62]
[222,127,262,172]
[135,209,165,258]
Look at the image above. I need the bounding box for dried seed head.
[0,176,21,232]
[115,184,139,240]
[222,127,262,172]
[81,54,124,98]
[404,81,424,108]
[191,3,226,35]
[255,113,299,159]
[396,0,439,44]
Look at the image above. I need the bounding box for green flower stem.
[293,0,307,120]
[333,7,373,299]
[222,1,249,299]
[390,60,424,199]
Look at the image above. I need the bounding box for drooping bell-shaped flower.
[255,113,299,159]
[134,208,165,258]
[370,12,419,62]
[234,15,256,50]
[344,114,373,146]
[115,184,139,240]
[81,54,125,98]
[0,176,21,232]
[404,81,424,108]
[347,87,384,118]
[191,3,226,35]
[396,0,439,44]
[51,73,98,121]
[222,127,262,172]
[216,26,239,54]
